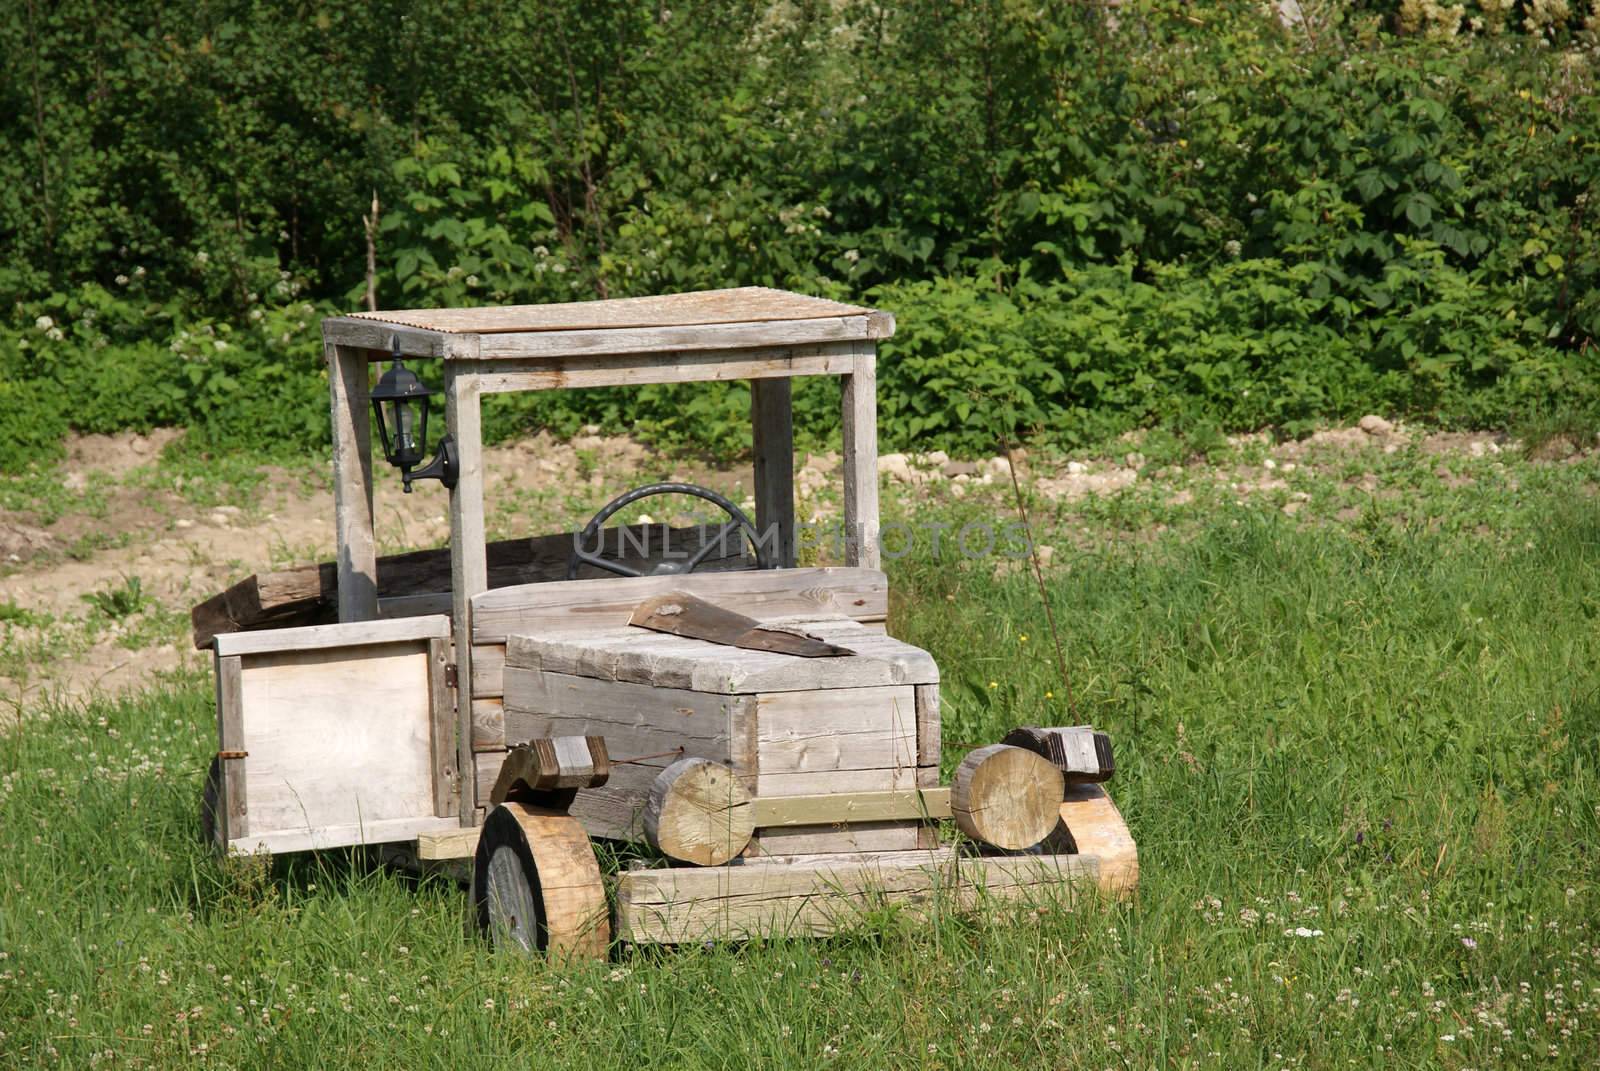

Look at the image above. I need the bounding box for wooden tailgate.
[210,617,459,854]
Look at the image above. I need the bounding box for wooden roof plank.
[345,286,875,336]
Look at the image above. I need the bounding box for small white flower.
[195,251,209,264]
[115,274,130,286]
[35,316,53,331]
[1284,926,1324,938]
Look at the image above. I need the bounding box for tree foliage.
[1,1,1597,464]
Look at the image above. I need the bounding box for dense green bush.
[1,1,1597,469]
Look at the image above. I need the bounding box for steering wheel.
[567,482,773,579]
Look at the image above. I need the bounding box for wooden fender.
[471,803,610,960]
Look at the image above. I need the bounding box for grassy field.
[1,434,1598,1068]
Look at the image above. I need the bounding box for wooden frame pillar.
[750,377,796,567]
[327,342,378,621]
[445,341,488,823]
[841,344,881,569]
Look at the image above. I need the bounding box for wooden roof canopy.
[321,286,896,364]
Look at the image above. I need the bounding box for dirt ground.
[0,418,1589,712]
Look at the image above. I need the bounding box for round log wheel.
[470,803,610,960]
[950,743,1064,851]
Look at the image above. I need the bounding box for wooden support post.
[213,653,247,840]
[326,342,377,621]
[446,348,487,823]
[750,377,796,567]
[841,344,880,569]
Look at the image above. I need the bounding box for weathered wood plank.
[447,355,486,822]
[615,848,1098,944]
[231,815,462,856]
[213,615,450,657]
[427,637,457,816]
[915,683,941,779]
[467,343,858,392]
[506,624,933,693]
[326,341,378,621]
[471,643,506,697]
[192,524,749,649]
[751,376,796,567]
[234,641,437,844]
[345,287,876,335]
[749,787,952,827]
[214,653,247,840]
[473,567,888,644]
[754,687,916,775]
[752,822,920,855]
[470,697,505,751]
[841,344,880,569]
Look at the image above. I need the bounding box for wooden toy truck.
[195,287,1137,957]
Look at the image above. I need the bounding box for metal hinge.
[444,663,459,690]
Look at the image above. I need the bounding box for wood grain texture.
[212,615,450,657]
[474,327,864,365]
[950,744,1064,851]
[472,804,609,961]
[754,686,916,780]
[213,653,247,839]
[915,684,941,775]
[751,821,920,855]
[232,816,461,856]
[750,377,797,567]
[326,342,378,622]
[345,286,872,335]
[228,640,438,853]
[466,342,858,393]
[447,356,486,823]
[472,566,888,644]
[470,644,506,697]
[841,345,880,569]
[507,622,933,694]
[644,758,755,866]
[427,637,456,816]
[749,787,951,827]
[616,847,1097,944]
[1055,783,1139,895]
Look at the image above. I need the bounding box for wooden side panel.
[753,687,915,796]
[750,685,919,854]
[500,669,750,840]
[230,640,437,852]
[471,697,505,751]
[471,567,888,644]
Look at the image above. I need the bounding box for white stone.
[1358,414,1394,436]
[877,453,913,482]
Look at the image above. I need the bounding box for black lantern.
[369,339,457,492]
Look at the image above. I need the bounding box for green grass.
[2,459,1598,1067]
